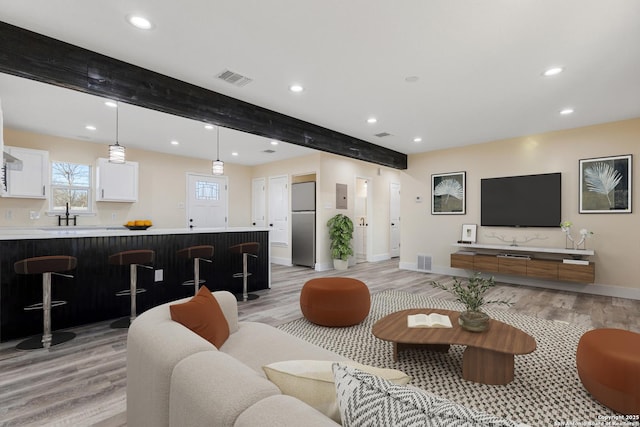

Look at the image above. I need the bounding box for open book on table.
[407,313,452,328]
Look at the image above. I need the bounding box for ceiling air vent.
[374,132,391,138]
[216,69,253,87]
[262,149,276,154]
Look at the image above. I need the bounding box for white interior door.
[268,175,289,245]
[390,182,401,257]
[186,173,228,229]
[252,177,266,227]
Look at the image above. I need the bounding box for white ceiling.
[0,0,639,166]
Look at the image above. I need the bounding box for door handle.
[391,223,395,226]
[269,223,274,227]
[252,222,256,226]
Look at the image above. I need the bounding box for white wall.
[400,118,640,297]
[0,128,252,228]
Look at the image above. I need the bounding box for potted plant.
[431,272,512,332]
[326,213,354,270]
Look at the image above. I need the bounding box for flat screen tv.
[481,173,561,227]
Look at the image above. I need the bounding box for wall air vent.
[416,254,432,272]
[216,69,253,87]
[374,132,392,138]
[262,149,276,154]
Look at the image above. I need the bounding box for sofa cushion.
[332,363,521,427]
[221,322,347,374]
[169,351,281,427]
[170,286,230,348]
[235,395,340,427]
[263,360,411,423]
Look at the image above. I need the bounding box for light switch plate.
[154,269,163,282]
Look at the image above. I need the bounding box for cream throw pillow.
[262,360,411,423]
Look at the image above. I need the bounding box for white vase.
[333,259,349,270]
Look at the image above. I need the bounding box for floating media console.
[451,243,595,283]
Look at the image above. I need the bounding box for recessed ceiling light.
[367,117,377,124]
[128,15,153,30]
[231,152,239,156]
[405,76,420,83]
[85,125,96,131]
[270,140,279,146]
[543,67,564,77]
[289,84,304,93]
[413,137,422,143]
[204,124,214,130]
[104,101,117,108]
[560,108,574,115]
[170,140,179,146]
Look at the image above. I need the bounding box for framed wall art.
[461,224,477,243]
[579,154,632,213]
[432,171,466,215]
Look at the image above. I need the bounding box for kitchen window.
[50,161,92,213]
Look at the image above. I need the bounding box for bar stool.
[109,249,155,329]
[177,245,214,295]
[229,242,260,301]
[14,255,77,350]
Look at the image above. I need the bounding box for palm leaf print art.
[584,162,622,207]
[434,178,463,207]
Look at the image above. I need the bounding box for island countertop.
[0,226,270,240]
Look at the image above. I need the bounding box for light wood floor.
[1,259,639,426]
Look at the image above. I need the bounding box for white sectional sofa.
[126,290,346,427]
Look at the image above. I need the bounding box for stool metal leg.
[242,253,248,301]
[235,252,259,302]
[17,272,75,351]
[42,272,52,349]
[130,263,137,324]
[112,264,150,329]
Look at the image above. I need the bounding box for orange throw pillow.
[169,286,230,348]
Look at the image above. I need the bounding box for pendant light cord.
[216,126,220,160]
[116,102,119,145]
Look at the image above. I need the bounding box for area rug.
[277,289,615,427]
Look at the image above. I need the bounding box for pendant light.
[109,102,126,163]
[212,126,224,175]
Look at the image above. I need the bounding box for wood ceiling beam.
[0,21,407,169]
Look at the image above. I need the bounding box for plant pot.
[458,310,490,332]
[333,259,349,271]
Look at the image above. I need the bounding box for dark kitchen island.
[0,227,270,342]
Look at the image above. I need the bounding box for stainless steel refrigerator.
[291,181,316,268]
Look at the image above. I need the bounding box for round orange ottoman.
[576,328,640,414]
[300,277,370,327]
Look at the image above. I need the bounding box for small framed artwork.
[461,224,477,243]
[432,171,466,215]
[579,154,632,213]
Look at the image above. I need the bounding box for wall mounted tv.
[481,173,561,227]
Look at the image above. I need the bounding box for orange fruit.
[126,220,135,226]
[143,220,152,226]
[134,220,145,226]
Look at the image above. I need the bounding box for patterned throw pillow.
[263,360,410,423]
[332,363,523,427]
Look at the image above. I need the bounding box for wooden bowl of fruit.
[125,219,153,230]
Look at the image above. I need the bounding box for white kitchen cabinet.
[3,146,49,198]
[95,158,138,202]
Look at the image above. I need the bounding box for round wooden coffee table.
[372,308,536,385]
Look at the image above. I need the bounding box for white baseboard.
[369,253,391,262]
[270,256,291,266]
[399,264,640,301]
[315,262,333,272]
